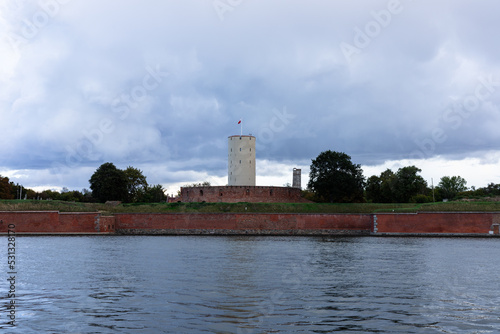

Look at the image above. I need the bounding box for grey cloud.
[1,0,500,189]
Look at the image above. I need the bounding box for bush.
[413,194,431,203]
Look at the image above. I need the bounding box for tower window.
[240,148,241,151]
[239,160,241,163]
[200,190,203,196]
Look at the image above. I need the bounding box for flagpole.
[240,119,243,136]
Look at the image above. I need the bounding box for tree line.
[2,153,499,204]
[0,162,166,203]
[0,175,93,201]
[306,150,499,203]
[89,162,166,203]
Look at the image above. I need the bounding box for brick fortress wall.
[1,211,500,236]
[180,186,309,203]
[373,212,500,235]
[0,211,115,234]
[114,213,372,235]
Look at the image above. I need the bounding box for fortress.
[180,135,306,203]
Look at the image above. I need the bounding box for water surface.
[1,236,499,333]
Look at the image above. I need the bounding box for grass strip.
[2,200,500,214]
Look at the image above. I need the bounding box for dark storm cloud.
[1,0,500,189]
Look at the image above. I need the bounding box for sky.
[1,0,500,195]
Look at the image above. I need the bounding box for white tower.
[228,135,256,186]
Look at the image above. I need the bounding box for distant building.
[181,185,307,203]
[180,134,310,203]
[293,168,301,189]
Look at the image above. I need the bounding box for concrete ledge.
[0,232,115,236]
[116,228,371,236]
[372,232,500,238]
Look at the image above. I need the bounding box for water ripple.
[0,236,499,333]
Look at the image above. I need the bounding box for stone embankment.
[1,211,499,236]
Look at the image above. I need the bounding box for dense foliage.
[2,150,500,204]
[124,166,148,202]
[365,169,398,203]
[307,150,365,203]
[89,163,129,202]
[89,163,167,203]
[393,166,428,202]
[0,176,13,199]
[365,166,428,203]
[0,175,93,201]
[438,176,467,200]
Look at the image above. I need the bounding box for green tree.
[59,190,84,202]
[137,184,167,203]
[365,169,398,203]
[89,162,128,203]
[484,183,500,196]
[308,150,365,203]
[365,175,381,202]
[25,188,37,200]
[379,169,397,202]
[124,166,148,202]
[300,189,315,202]
[438,176,467,200]
[182,181,211,188]
[10,182,29,200]
[40,189,61,200]
[0,176,14,199]
[394,166,427,202]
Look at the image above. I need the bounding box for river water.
[1,235,499,333]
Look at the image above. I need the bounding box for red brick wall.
[2,211,499,235]
[114,213,372,234]
[0,211,114,234]
[494,224,500,234]
[58,212,100,233]
[0,211,60,233]
[99,216,116,233]
[181,186,308,203]
[374,212,498,234]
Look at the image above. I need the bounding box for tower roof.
[228,135,255,139]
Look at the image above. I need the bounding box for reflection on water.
[0,236,499,333]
